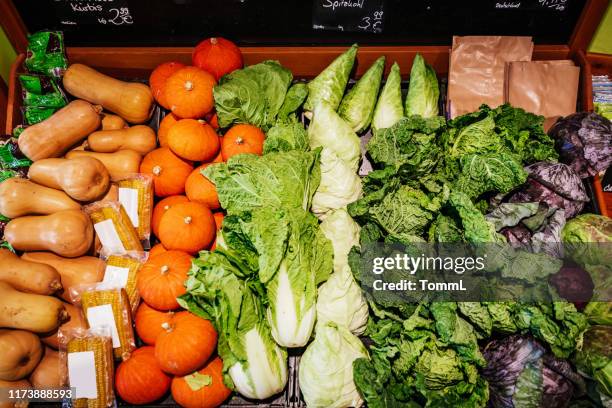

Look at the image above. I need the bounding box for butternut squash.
[101,113,127,130]
[0,379,30,408]
[0,249,62,295]
[87,125,157,155]
[28,157,110,202]
[0,178,80,218]
[18,100,102,161]
[4,210,93,258]
[28,347,60,388]
[40,302,87,349]
[0,330,42,381]
[0,282,68,333]
[65,149,142,180]
[21,253,105,303]
[63,64,153,124]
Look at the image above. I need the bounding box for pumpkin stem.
[197,119,206,124]
[160,265,169,275]
[152,165,162,176]
[184,216,192,224]
[235,136,244,145]
[161,322,174,333]
[164,205,170,210]
[184,80,194,91]
[210,37,218,45]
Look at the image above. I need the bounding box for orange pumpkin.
[115,346,172,405]
[209,114,219,130]
[171,357,231,408]
[163,67,215,119]
[137,250,192,311]
[168,119,220,162]
[158,202,216,253]
[151,195,189,238]
[221,124,265,161]
[140,148,193,197]
[185,164,220,210]
[150,62,185,109]
[148,243,168,258]
[158,113,179,147]
[213,212,224,230]
[135,302,175,346]
[192,37,243,81]
[211,147,223,163]
[155,311,217,376]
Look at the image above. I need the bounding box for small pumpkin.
[171,357,231,408]
[116,346,172,405]
[192,37,243,81]
[185,164,220,210]
[221,124,265,161]
[155,311,217,376]
[151,195,189,238]
[213,212,224,230]
[135,303,175,346]
[140,148,193,197]
[148,243,168,258]
[164,67,215,119]
[149,61,185,109]
[158,113,179,147]
[137,250,192,311]
[168,119,220,162]
[158,202,216,253]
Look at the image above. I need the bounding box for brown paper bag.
[506,60,580,118]
[448,36,533,118]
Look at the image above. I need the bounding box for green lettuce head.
[308,101,361,172]
[562,213,612,267]
[304,44,358,117]
[311,149,362,219]
[299,322,369,407]
[372,62,404,132]
[405,53,439,118]
[338,56,385,133]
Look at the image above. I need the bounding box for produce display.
[0,30,610,408]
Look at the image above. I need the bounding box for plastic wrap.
[116,174,154,245]
[59,326,115,408]
[69,284,136,361]
[84,201,143,255]
[99,251,148,315]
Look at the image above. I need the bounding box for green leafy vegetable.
[308,101,361,172]
[178,251,288,399]
[338,56,385,133]
[405,54,439,118]
[204,149,321,214]
[311,148,362,219]
[304,44,358,116]
[299,322,369,408]
[454,152,527,199]
[372,62,404,132]
[213,60,293,129]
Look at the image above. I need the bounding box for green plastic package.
[23,106,57,125]
[24,31,68,77]
[0,139,32,169]
[20,74,67,108]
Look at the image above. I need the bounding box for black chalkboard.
[52,0,134,27]
[312,0,385,34]
[13,0,585,47]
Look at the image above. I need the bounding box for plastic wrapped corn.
[84,201,143,255]
[116,174,153,245]
[59,326,115,408]
[70,284,135,361]
[99,251,148,315]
